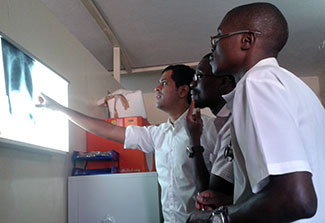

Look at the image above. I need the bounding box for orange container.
[124,116,149,127]
[87,116,155,173]
[108,118,124,127]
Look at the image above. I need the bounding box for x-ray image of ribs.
[1,38,35,121]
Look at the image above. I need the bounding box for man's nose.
[190,80,197,88]
[154,84,161,92]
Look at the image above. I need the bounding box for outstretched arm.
[37,93,126,144]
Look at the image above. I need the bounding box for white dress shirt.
[124,110,218,223]
[210,106,233,184]
[223,58,325,222]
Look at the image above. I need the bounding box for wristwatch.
[186,145,204,158]
[209,206,229,223]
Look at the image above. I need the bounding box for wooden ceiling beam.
[80,0,132,73]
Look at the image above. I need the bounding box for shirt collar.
[253,57,279,67]
[164,109,189,132]
[223,90,235,111]
[222,57,279,111]
[216,105,231,118]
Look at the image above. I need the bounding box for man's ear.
[241,33,255,50]
[178,85,190,99]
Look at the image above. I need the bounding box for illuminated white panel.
[0,34,69,153]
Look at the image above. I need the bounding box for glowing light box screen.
[0,36,69,152]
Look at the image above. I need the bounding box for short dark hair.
[197,53,213,76]
[224,2,288,55]
[162,64,195,104]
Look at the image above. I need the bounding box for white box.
[98,89,147,119]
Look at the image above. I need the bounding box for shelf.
[71,150,120,176]
[72,167,119,176]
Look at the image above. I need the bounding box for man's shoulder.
[147,122,170,132]
[245,58,283,81]
[126,123,168,140]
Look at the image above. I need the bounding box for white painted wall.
[142,92,168,125]
[300,76,321,100]
[0,0,121,222]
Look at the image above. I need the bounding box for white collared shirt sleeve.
[124,125,156,153]
[200,115,218,172]
[233,62,312,193]
[225,58,325,222]
[210,116,234,184]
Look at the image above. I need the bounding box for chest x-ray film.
[0,34,69,153]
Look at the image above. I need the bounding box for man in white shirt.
[188,2,325,223]
[38,64,232,223]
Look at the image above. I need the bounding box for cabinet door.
[68,173,160,223]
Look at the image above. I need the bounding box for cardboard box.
[124,116,149,127]
[107,118,124,127]
[103,89,147,119]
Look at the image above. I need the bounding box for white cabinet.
[68,172,161,223]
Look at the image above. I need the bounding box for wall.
[300,76,322,103]
[0,0,121,222]
[320,74,325,106]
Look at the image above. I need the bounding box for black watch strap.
[186,145,204,158]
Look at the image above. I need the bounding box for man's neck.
[210,100,226,116]
[167,104,189,123]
